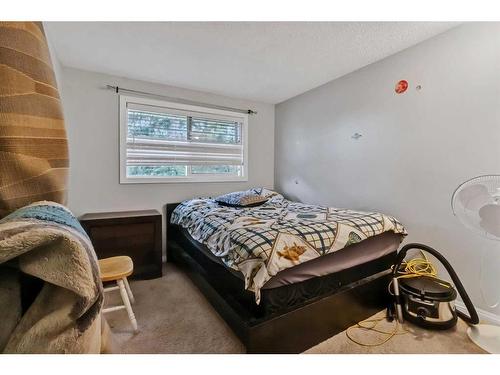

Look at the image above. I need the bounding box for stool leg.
[117,279,138,332]
[123,277,135,304]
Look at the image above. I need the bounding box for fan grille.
[452,175,500,241]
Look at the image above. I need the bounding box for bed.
[166,189,406,353]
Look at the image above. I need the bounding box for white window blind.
[119,96,248,183]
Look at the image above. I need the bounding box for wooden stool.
[99,256,138,332]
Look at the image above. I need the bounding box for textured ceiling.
[45,22,458,103]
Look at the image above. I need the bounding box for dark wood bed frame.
[166,203,395,353]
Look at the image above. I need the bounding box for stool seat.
[99,256,134,282]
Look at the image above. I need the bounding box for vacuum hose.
[392,243,479,325]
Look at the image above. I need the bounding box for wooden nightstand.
[80,210,162,280]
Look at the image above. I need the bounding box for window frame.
[119,95,249,184]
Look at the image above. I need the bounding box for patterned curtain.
[0,22,68,218]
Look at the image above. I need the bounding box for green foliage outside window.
[127,166,187,177]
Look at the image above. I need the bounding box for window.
[119,95,248,183]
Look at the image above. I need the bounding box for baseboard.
[455,301,500,325]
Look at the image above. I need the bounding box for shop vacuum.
[388,243,479,330]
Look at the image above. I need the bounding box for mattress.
[183,227,402,289]
[173,225,402,316]
[170,189,406,303]
[263,230,402,288]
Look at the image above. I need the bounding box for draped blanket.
[0,201,103,353]
[171,190,407,303]
[0,21,69,218]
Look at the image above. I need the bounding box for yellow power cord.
[345,312,407,347]
[392,252,451,288]
[346,251,449,347]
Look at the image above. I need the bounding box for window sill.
[119,175,248,184]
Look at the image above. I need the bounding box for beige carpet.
[105,264,485,354]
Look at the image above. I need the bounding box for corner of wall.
[43,22,64,92]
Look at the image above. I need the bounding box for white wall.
[60,67,275,253]
[275,23,500,318]
[44,23,64,92]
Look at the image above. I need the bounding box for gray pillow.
[215,190,268,207]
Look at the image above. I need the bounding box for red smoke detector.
[395,80,408,94]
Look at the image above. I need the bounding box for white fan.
[452,175,500,353]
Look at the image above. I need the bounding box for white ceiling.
[45,22,458,104]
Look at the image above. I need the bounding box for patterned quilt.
[171,189,406,303]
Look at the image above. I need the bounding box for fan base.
[467,324,500,353]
